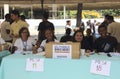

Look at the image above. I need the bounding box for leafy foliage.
[100,9,120,18]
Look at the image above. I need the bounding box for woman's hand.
[85,50,91,57]
[32,46,38,54]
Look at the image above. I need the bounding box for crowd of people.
[0,9,120,54]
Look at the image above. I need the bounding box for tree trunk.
[76,3,83,28]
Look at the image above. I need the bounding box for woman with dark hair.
[33,29,58,54]
[72,30,91,53]
[14,27,36,54]
[37,12,55,47]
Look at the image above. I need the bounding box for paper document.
[90,59,111,76]
[26,58,44,72]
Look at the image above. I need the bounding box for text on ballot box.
[26,58,44,72]
[90,59,111,76]
[53,45,72,59]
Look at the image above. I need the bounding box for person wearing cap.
[107,15,120,52]
[101,14,110,27]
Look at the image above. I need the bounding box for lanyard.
[22,41,27,51]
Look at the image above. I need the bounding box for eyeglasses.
[22,32,28,33]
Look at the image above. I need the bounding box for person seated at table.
[60,28,72,42]
[84,28,95,51]
[94,24,118,53]
[33,29,59,54]
[72,30,91,53]
[13,27,36,54]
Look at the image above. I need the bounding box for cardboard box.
[45,42,81,59]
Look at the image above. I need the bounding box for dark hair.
[86,29,92,34]
[11,10,20,17]
[5,13,11,21]
[42,11,49,19]
[105,14,110,18]
[98,24,107,32]
[19,27,30,38]
[107,15,114,21]
[66,20,70,23]
[44,29,56,42]
[20,15,25,20]
[72,30,84,42]
[99,24,107,28]
[65,28,71,35]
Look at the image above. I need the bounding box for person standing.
[107,15,120,52]
[80,22,85,34]
[37,12,55,47]
[1,13,13,43]
[101,14,110,27]
[10,10,29,43]
[65,20,72,31]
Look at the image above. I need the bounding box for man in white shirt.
[65,20,72,31]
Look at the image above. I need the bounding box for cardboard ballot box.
[45,42,81,59]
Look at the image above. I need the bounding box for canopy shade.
[0,0,120,10]
[0,0,120,4]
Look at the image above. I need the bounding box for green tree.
[101,9,120,18]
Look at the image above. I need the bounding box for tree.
[101,9,120,18]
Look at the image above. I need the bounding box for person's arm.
[40,40,46,49]
[113,37,118,52]
[36,40,46,53]
[51,23,55,31]
[37,23,42,41]
[38,30,41,40]
[107,25,112,35]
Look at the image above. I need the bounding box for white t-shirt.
[14,37,36,54]
[38,39,59,52]
[40,39,59,49]
[65,25,72,30]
